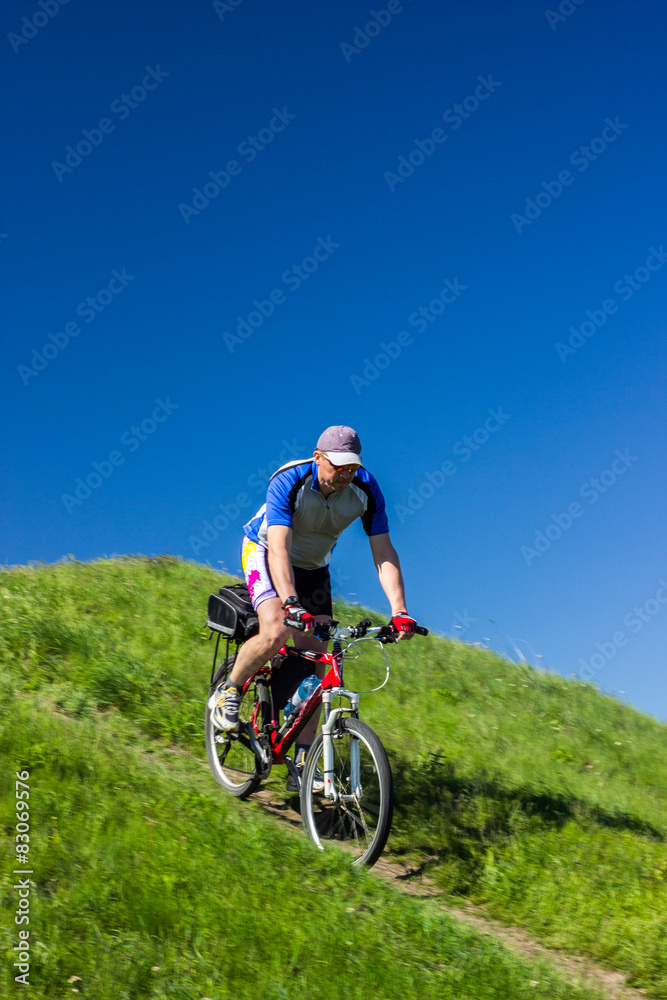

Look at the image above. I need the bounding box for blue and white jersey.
[243,459,389,570]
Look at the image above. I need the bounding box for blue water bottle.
[284,674,319,720]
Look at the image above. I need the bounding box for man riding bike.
[208,425,416,789]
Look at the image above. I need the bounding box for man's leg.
[209,596,289,730]
[229,597,290,687]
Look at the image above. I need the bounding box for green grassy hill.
[1,555,665,998]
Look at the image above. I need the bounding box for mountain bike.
[204,617,428,867]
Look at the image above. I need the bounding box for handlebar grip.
[415,625,429,636]
[283,616,306,631]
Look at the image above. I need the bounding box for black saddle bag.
[206,584,259,641]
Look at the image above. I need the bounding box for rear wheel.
[205,657,268,799]
[300,717,393,867]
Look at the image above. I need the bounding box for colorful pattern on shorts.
[241,536,277,610]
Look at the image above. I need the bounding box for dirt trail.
[372,854,647,1000]
[250,784,648,1000]
[159,740,649,1000]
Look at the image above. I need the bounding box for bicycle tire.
[300,717,393,867]
[204,657,265,799]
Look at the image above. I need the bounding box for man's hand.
[389,612,417,640]
[283,597,315,632]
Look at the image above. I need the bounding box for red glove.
[283,597,315,632]
[389,612,417,637]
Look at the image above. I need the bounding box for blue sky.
[2,0,665,718]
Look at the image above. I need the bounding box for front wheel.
[300,717,393,867]
[205,657,266,799]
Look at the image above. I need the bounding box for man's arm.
[368,532,409,616]
[266,524,297,605]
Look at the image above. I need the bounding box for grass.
[0,554,665,997]
[0,682,603,998]
[352,628,667,993]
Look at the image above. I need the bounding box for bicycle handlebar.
[301,618,428,643]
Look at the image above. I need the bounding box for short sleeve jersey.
[243,459,389,570]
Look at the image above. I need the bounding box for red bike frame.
[242,644,344,765]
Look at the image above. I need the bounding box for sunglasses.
[317,453,360,475]
[330,462,360,474]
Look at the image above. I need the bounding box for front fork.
[320,688,359,802]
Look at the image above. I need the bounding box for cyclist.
[208,425,416,787]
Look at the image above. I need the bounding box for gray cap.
[316,425,362,465]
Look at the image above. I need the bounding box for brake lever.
[377,625,398,645]
[349,618,373,638]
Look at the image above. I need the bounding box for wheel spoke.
[205,659,266,799]
[301,719,392,866]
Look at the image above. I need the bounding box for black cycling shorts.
[241,537,332,617]
[293,564,332,618]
